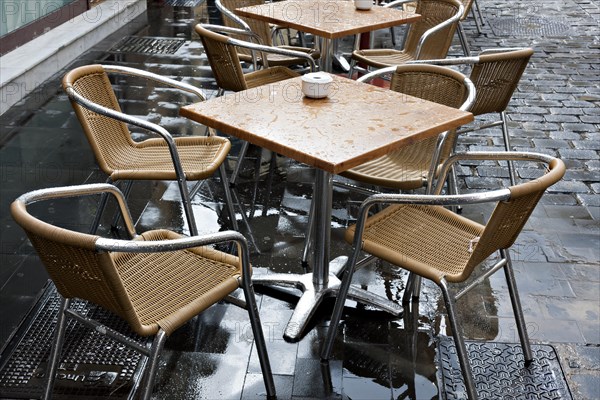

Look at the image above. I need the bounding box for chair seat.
[341,136,439,190]
[346,204,484,283]
[244,66,300,88]
[113,229,242,335]
[239,46,320,67]
[352,49,415,69]
[106,136,231,181]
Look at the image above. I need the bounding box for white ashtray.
[354,0,373,10]
[301,72,334,99]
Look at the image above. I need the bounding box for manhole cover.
[489,17,570,37]
[0,284,148,399]
[110,36,186,54]
[437,338,573,399]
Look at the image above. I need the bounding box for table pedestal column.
[252,169,402,342]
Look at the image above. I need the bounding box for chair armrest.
[102,65,207,101]
[201,24,317,72]
[433,151,562,194]
[15,183,138,239]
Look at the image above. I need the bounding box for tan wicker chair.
[195,23,316,188]
[321,151,566,400]
[343,64,475,191]
[62,64,236,237]
[411,47,535,184]
[216,0,319,68]
[10,183,276,400]
[349,0,464,76]
[301,64,474,266]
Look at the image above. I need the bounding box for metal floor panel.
[109,36,186,55]
[0,285,148,400]
[437,338,573,400]
[164,0,204,7]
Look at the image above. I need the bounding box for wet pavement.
[0,0,599,399]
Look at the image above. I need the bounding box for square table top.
[180,75,473,175]
[234,0,421,39]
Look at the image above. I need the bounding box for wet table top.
[180,75,473,175]
[234,0,421,39]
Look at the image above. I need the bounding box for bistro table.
[234,0,420,72]
[180,74,473,341]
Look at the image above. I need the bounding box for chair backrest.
[62,65,135,175]
[469,48,534,116]
[10,195,140,329]
[390,64,469,108]
[461,156,566,280]
[404,0,462,60]
[389,64,471,154]
[220,0,273,47]
[195,24,249,92]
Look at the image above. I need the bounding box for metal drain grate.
[0,285,148,399]
[165,0,204,6]
[489,17,571,37]
[437,339,573,400]
[110,36,186,54]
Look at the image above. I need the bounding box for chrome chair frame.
[15,183,276,400]
[321,151,565,400]
[349,0,464,77]
[409,47,534,184]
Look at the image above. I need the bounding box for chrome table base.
[252,256,403,341]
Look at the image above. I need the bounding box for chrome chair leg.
[90,178,113,234]
[402,272,415,304]
[501,249,533,364]
[241,265,276,396]
[472,0,484,33]
[321,243,362,360]
[219,163,240,231]
[44,296,71,400]
[500,112,517,185]
[111,180,134,230]
[457,23,471,56]
[138,330,167,400]
[439,279,478,400]
[230,140,252,186]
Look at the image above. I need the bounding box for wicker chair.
[321,151,566,400]
[349,0,464,76]
[10,183,276,399]
[195,23,316,198]
[301,64,474,266]
[343,64,475,192]
[62,64,235,237]
[216,0,319,68]
[411,47,535,184]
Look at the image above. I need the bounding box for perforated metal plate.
[0,285,148,399]
[489,17,570,37]
[437,338,573,400]
[165,0,204,6]
[110,36,186,54]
